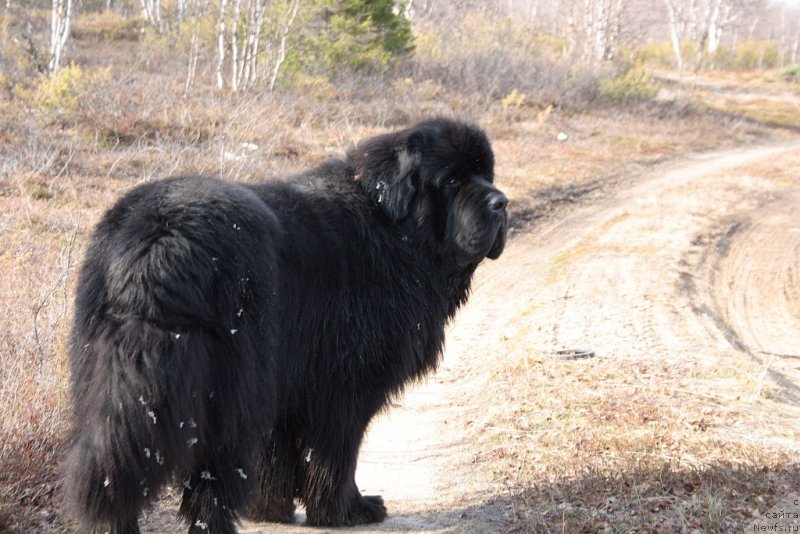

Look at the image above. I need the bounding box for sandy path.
[142,140,800,533]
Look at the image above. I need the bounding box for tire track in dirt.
[723,195,800,360]
[143,140,800,533]
[690,191,800,406]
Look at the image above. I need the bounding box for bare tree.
[216,0,228,89]
[762,3,800,67]
[184,0,208,92]
[560,0,625,63]
[215,0,301,92]
[176,0,187,31]
[140,0,163,33]
[239,0,266,90]
[267,0,299,91]
[662,0,686,69]
[661,0,758,70]
[605,0,623,59]
[701,0,737,55]
[229,0,242,91]
[48,0,74,73]
[185,22,200,91]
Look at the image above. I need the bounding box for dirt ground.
[132,140,800,533]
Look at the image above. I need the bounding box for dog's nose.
[487,192,508,213]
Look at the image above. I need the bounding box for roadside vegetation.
[1,0,799,531]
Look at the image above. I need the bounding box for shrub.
[735,41,779,70]
[599,62,658,104]
[283,0,414,79]
[501,88,528,109]
[32,63,85,113]
[410,14,602,108]
[635,42,676,68]
[707,41,780,70]
[782,65,800,83]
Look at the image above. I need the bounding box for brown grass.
[479,346,799,532]
[654,69,800,130]
[1,13,798,531]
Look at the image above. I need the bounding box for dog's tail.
[64,316,219,526]
[62,218,224,529]
[63,179,278,529]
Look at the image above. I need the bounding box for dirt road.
[142,141,800,533]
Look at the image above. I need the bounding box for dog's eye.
[445,177,460,188]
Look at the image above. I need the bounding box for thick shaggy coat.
[64,118,508,533]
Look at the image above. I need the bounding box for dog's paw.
[349,494,387,525]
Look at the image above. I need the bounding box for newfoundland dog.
[64,118,507,533]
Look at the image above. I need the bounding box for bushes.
[406,13,668,110]
[782,65,800,83]
[22,63,112,117]
[282,0,413,81]
[728,41,780,70]
[636,40,782,72]
[410,15,605,109]
[599,62,658,104]
[635,42,675,68]
[693,41,780,70]
[31,63,86,113]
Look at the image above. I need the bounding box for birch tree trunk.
[238,0,255,91]
[573,0,624,64]
[184,0,202,92]
[581,0,595,62]
[596,0,608,62]
[565,13,576,58]
[229,0,242,92]
[704,0,720,54]
[213,0,301,93]
[185,28,200,92]
[527,0,539,25]
[176,0,187,33]
[216,0,228,89]
[662,0,742,70]
[268,0,300,91]
[704,0,735,56]
[140,0,163,34]
[236,0,262,91]
[747,15,759,41]
[605,0,623,60]
[48,0,73,74]
[663,0,685,70]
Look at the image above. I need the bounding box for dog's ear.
[349,126,431,222]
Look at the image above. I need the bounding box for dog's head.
[350,118,507,266]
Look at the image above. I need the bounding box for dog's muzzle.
[486,192,508,260]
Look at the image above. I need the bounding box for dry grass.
[1,15,799,531]
[479,346,799,532]
[654,69,800,130]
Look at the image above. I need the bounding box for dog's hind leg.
[178,447,258,534]
[249,425,301,523]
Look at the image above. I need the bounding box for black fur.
[63,118,507,532]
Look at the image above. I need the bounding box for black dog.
[64,118,507,533]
